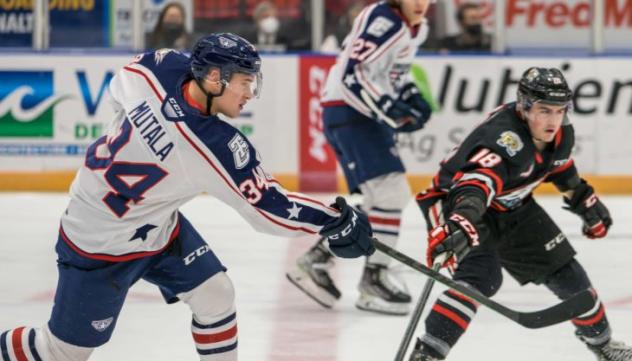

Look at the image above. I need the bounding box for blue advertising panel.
[0,0,111,48]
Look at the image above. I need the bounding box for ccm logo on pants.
[184,245,211,266]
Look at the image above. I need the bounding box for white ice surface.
[0,193,630,361]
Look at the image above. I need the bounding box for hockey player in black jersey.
[408,67,632,361]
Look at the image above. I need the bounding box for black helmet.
[517,67,573,110]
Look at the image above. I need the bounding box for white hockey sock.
[1,326,92,361]
[366,207,402,265]
[192,307,238,361]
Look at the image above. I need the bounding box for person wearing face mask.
[246,1,289,52]
[148,2,192,51]
[439,2,491,53]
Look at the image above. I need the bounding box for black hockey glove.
[563,179,612,239]
[375,94,423,130]
[427,213,480,269]
[320,197,375,258]
[397,83,432,133]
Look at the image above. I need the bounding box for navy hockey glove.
[397,83,432,133]
[375,94,423,130]
[427,213,480,269]
[320,197,375,258]
[564,180,612,239]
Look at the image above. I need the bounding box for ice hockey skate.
[408,338,442,361]
[355,262,411,315]
[578,332,632,361]
[286,240,342,308]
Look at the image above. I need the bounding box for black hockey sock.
[573,299,612,345]
[422,289,479,357]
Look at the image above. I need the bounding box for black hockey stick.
[373,239,596,329]
[395,260,443,361]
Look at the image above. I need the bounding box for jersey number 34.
[85,120,168,218]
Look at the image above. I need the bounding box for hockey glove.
[320,197,375,258]
[563,179,612,239]
[427,213,481,269]
[375,94,423,130]
[397,83,432,133]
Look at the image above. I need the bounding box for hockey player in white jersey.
[287,0,434,315]
[0,33,375,361]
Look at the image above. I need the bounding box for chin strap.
[194,78,227,115]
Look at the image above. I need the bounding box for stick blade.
[516,289,597,329]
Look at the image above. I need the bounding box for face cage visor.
[205,70,263,99]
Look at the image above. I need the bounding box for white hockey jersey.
[60,49,340,261]
[321,1,429,117]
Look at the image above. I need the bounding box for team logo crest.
[91,317,114,332]
[496,131,523,157]
[219,36,237,48]
[228,133,250,169]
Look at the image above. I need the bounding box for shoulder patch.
[228,133,250,169]
[496,131,523,157]
[154,48,177,65]
[366,16,394,37]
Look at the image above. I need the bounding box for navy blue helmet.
[190,33,262,97]
[518,67,573,110]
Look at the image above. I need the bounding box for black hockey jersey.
[428,102,578,212]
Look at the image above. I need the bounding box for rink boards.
[0,53,631,193]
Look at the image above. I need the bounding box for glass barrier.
[192,0,311,52]
[422,0,494,54]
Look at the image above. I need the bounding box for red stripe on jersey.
[429,203,441,227]
[175,123,316,234]
[535,152,543,164]
[573,304,605,326]
[432,304,469,330]
[554,127,563,148]
[475,168,504,194]
[549,159,574,175]
[415,190,445,202]
[123,66,164,102]
[60,222,180,262]
[368,216,400,226]
[11,327,28,361]
[193,325,238,344]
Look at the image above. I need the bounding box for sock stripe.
[197,341,238,355]
[573,304,605,326]
[1,331,10,361]
[27,330,42,361]
[447,289,479,308]
[192,312,236,329]
[438,294,476,320]
[432,304,470,330]
[193,325,237,344]
[11,327,28,361]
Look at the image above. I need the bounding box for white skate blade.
[355,292,411,316]
[286,268,338,309]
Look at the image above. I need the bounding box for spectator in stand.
[243,1,290,52]
[320,0,364,52]
[147,2,193,51]
[439,1,491,53]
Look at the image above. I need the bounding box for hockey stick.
[359,89,400,128]
[394,256,445,361]
[373,239,596,329]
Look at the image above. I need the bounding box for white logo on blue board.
[228,133,250,169]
